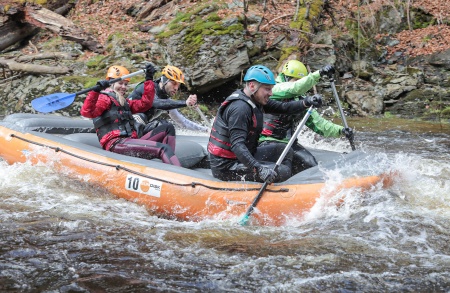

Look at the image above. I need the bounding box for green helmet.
[282,60,308,79]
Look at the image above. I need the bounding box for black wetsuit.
[208,89,308,183]
[129,79,186,127]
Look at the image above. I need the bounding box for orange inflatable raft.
[0,113,393,226]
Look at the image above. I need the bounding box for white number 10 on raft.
[125,174,162,198]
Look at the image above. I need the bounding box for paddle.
[329,76,356,151]
[195,106,212,128]
[239,105,314,226]
[31,69,145,113]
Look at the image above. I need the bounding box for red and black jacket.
[93,91,136,142]
[208,90,263,159]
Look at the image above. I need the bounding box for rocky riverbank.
[0,0,449,123]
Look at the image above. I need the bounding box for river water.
[1,117,449,292]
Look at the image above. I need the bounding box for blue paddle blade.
[31,93,77,113]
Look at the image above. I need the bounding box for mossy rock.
[441,107,450,119]
[156,3,245,65]
[411,7,436,29]
[401,89,437,102]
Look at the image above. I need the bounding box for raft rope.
[11,134,289,193]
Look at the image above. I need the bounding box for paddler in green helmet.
[259,60,354,174]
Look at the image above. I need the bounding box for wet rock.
[158,16,253,93]
[352,60,374,80]
[346,90,384,116]
[428,48,450,70]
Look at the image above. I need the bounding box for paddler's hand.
[256,165,277,184]
[186,94,197,107]
[93,80,110,92]
[145,63,156,81]
[303,94,323,108]
[342,127,354,140]
[319,64,335,78]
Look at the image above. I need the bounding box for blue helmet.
[243,65,276,85]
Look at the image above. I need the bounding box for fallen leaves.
[63,0,450,60]
[334,0,450,58]
[69,0,149,45]
[385,25,450,57]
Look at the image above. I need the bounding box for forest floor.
[60,0,450,60]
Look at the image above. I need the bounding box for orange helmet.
[162,65,185,84]
[106,65,130,81]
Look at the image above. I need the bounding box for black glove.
[93,80,110,92]
[145,63,156,81]
[319,64,335,77]
[256,165,277,184]
[341,127,354,140]
[303,94,323,108]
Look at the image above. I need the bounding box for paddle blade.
[31,93,77,113]
[238,214,250,226]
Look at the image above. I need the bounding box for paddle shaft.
[329,78,356,151]
[31,69,146,113]
[103,69,145,90]
[69,70,145,96]
[239,106,314,226]
[195,106,212,128]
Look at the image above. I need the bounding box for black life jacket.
[129,79,167,122]
[93,91,136,140]
[261,112,294,140]
[208,90,263,159]
[261,97,303,140]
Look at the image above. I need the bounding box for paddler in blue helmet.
[208,64,323,183]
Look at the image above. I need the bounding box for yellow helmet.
[282,60,308,79]
[106,65,130,81]
[162,65,185,84]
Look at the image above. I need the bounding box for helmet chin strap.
[282,74,291,82]
[246,81,261,97]
[160,76,171,96]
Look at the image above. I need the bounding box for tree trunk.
[16,52,78,62]
[0,2,102,53]
[0,20,39,52]
[23,4,102,52]
[0,58,70,75]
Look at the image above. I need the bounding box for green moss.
[157,3,244,65]
[441,107,450,119]
[281,0,323,63]
[406,67,422,75]
[59,75,96,89]
[411,7,436,29]
[290,0,323,29]
[86,55,108,70]
[309,0,323,17]
[403,89,436,102]
[107,32,126,43]
[198,104,209,112]
[83,78,100,89]
[278,47,299,67]
[206,13,222,22]
[40,36,65,51]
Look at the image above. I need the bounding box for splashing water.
[1,123,450,291]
